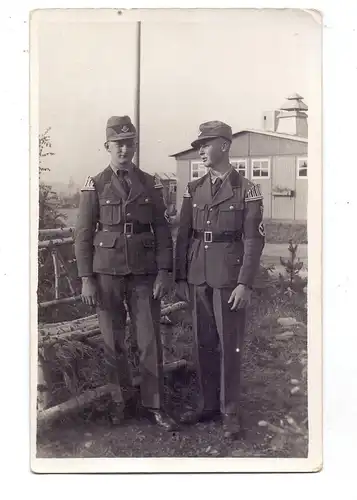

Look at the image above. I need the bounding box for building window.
[169,182,177,193]
[297,157,308,178]
[252,158,270,179]
[231,159,247,177]
[191,161,207,180]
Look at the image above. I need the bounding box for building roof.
[169,128,308,158]
[154,171,177,181]
[280,93,308,112]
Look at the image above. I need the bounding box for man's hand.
[81,276,97,306]
[175,280,190,303]
[153,270,171,300]
[228,284,252,311]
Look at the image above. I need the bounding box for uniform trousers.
[190,283,246,422]
[96,273,163,409]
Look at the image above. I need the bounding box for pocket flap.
[93,232,117,248]
[219,201,244,211]
[99,197,121,206]
[138,196,153,205]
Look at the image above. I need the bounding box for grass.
[264,221,307,244]
[37,270,308,459]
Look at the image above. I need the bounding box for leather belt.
[99,222,152,234]
[193,229,242,243]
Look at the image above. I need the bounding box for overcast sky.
[36,9,320,186]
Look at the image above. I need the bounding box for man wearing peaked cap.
[175,119,265,439]
[74,115,179,431]
[191,120,233,148]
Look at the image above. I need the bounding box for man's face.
[199,137,228,168]
[106,138,136,167]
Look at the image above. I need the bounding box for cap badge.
[121,125,129,133]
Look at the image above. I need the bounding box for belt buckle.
[124,222,133,235]
[204,231,213,243]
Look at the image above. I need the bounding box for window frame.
[168,182,177,193]
[190,161,207,181]
[251,158,271,180]
[297,157,308,179]
[230,158,248,178]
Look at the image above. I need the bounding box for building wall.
[271,156,296,219]
[176,160,190,214]
[295,168,308,220]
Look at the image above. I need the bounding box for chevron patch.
[245,183,263,202]
[81,176,95,191]
[258,222,266,237]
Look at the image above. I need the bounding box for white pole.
[134,21,141,168]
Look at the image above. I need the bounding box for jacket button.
[193,203,197,208]
[207,221,211,225]
[126,234,132,238]
[209,208,213,212]
[229,205,234,210]
[127,213,131,217]
[204,245,208,249]
[99,242,103,246]
[145,198,149,202]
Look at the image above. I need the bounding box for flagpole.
[135,21,141,168]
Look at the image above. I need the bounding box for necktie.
[117,169,130,197]
[212,177,222,197]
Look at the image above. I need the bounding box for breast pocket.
[134,196,154,223]
[99,198,123,225]
[218,202,244,230]
[192,203,206,229]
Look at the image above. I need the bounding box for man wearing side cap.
[74,116,179,431]
[174,120,265,439]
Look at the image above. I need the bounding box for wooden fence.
[37,226,188,425]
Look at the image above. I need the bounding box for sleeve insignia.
[154,180,164,189]
[245,183,263,202]
[81,176,95,192]
[183,185,191,198]
[258,221,266,237]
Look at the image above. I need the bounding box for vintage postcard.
[30,8,322,473]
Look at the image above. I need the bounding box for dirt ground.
[37,282,308,459]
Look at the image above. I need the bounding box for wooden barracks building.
[171,93,308,221]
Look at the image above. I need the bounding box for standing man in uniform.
[175,121,265,439]
[75,116,179,431]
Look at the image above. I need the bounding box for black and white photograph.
[30,8,322,473]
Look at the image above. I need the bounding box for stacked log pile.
[37,301,189,426]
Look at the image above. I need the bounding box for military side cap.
[191,120,233,148]
[106,116,136,142]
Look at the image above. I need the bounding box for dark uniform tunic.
[75,164,173,409]
[175,167,265,425]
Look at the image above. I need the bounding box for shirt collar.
[209,166,233,183]
[110,162,134,175]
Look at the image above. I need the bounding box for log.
[37,383,122,425]
[39,295,81,309]
[39,227,75,238]
[38,237,74,249]
[161,301,187,316]
[39,301,188,335]
[51,249,61,299]
[42,314,98,329]
[37,360,189,425]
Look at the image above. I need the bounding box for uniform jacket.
[174,168,265,288]
[74,165,173,277]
